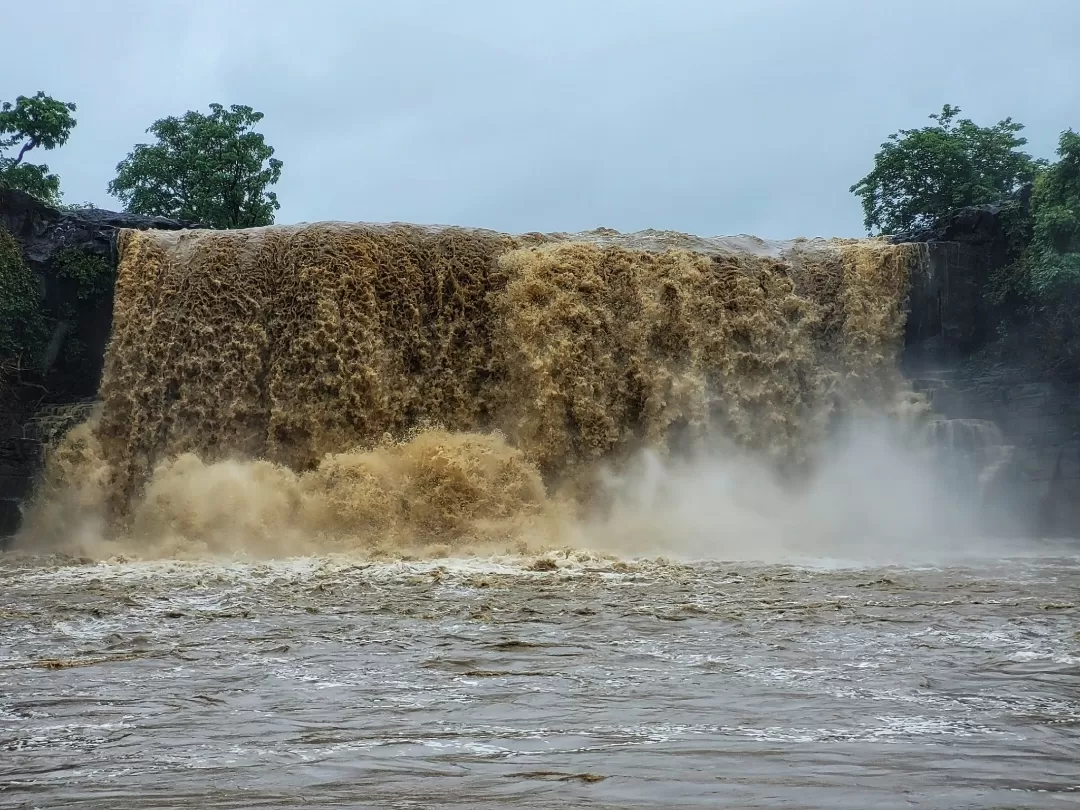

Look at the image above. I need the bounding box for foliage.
[58,201,99,212]
[982,130,1080,375]
[55,248,114,302]
[0,227,45,368]
[985,195,1037,312]
[1017,130,1080,373]
[851,105,1042,235]
[1029,130,1080,259]
[108,103,283,229]
[0,92,78,206]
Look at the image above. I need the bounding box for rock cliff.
[0,188,196,537]
[892,188,1080,537]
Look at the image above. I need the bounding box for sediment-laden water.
[7,223,1076,807]
[2,548,1078,809]
[19,226,924,553]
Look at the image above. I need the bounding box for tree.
[980,129,1080,376]
[0,92,78,206]
[1030,129,1080,261]
[851,104,1041,235]
[1013,130,1080,373]
[108,103,283,229]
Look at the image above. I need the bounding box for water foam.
[16,223,985,563]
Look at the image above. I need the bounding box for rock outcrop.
[893,188,1080,537]
[896,187,1030,362]
[891,198,1023,248]
[0,188,197,538]
[1,187,193,268]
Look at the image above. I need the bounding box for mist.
[583,416,1032,566]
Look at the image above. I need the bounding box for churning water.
[2,548,1078,809]
[6,223,1078,807]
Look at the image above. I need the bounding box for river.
[2,547,1078,809]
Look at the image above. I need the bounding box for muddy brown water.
[2,547,1078,809]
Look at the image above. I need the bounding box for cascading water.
[7,223,1077,809]
[17,224,947,557]
[911,365,1023,523]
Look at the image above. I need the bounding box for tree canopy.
[1030,130,1080,262]
[1008,129,1080,372]
[851,105,1041,235]
[108,103,283,229]
[0,92,78,205]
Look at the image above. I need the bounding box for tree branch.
[12,138,38,166]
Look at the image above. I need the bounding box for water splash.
[18,224,952,560]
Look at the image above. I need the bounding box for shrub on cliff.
[997,130,1080,375]
[108,103,283,229]
[0,227,45,372]
[0,92,78,206]
[851,105,1042,235]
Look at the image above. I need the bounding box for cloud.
[7,0,1079,237]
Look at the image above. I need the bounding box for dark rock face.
[0,188,198,541]
[1,189,197,396]
[896,190,1030,363]
[1,187,193,267]
[908,366,1080,537]
[903,241,1000,360]
[896,191,1080,537]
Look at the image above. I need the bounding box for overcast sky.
[8,0,1078,238]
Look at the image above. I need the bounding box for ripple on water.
[1,549,1078,808]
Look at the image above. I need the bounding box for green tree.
[851,104,1041,235]
[1012,130,1080,372]
[1030,130,1080,261]
[0,92,78,206]
[108,103,283,229]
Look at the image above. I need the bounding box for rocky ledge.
[1,187,195,273]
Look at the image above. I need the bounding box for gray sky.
[8,0,1079,238]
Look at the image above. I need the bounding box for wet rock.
[0,188,200,540]
[0,187,195,274]
[897,186,1030,361]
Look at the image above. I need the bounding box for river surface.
[2,546,1079,809]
